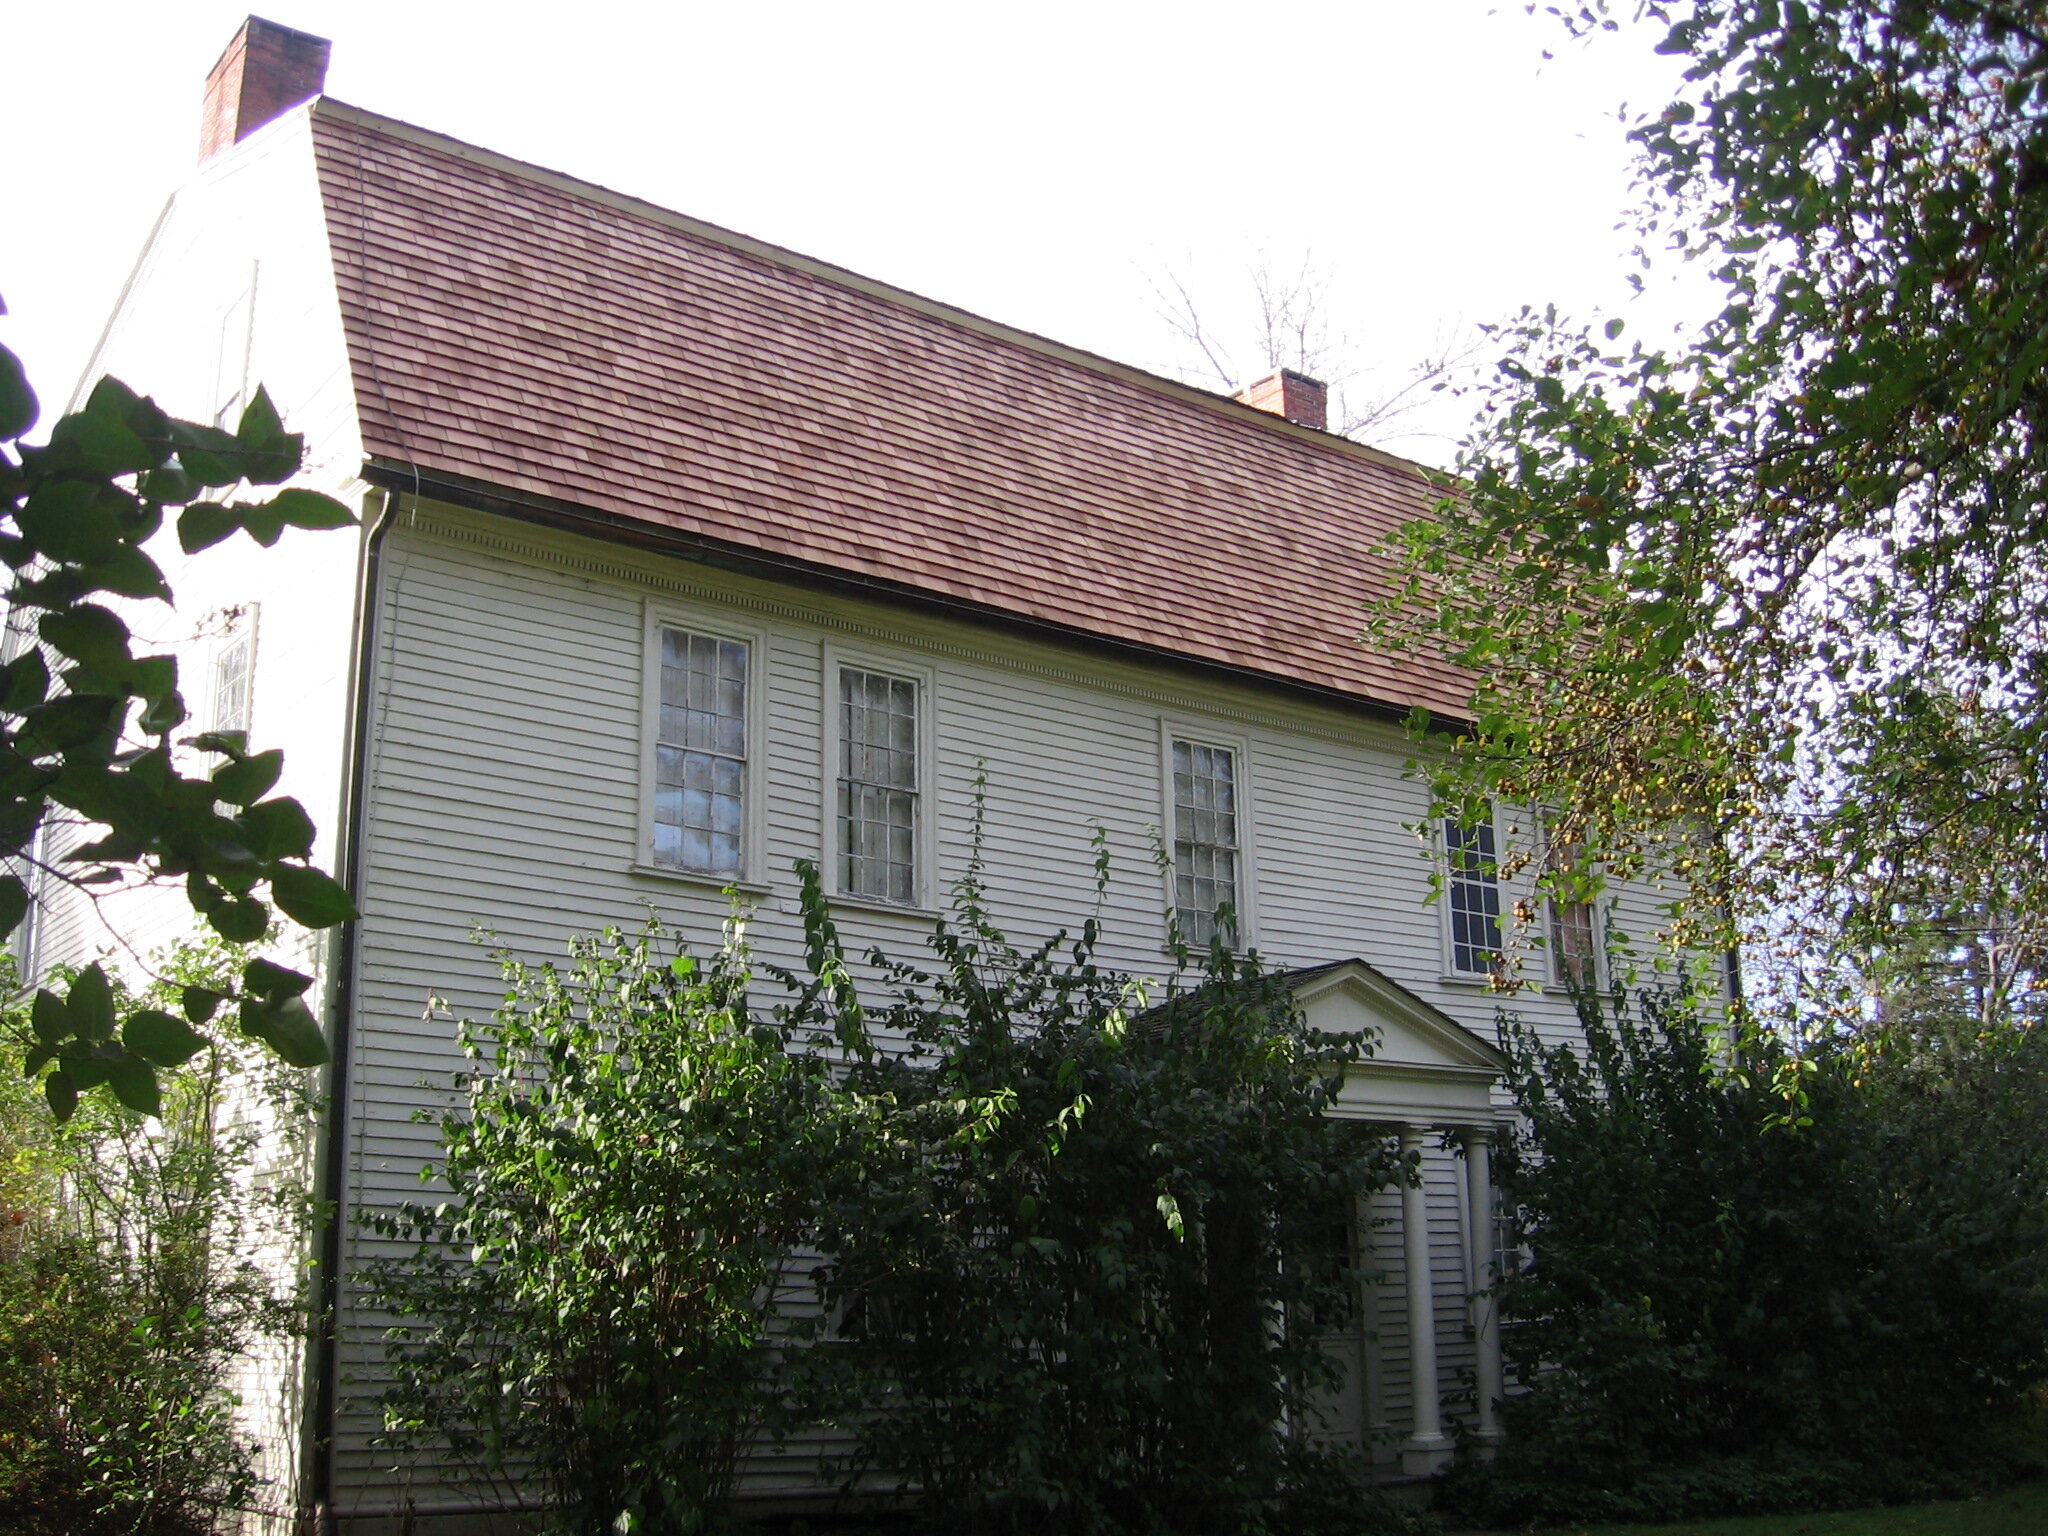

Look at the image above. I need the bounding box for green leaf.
[123,1008,208,1069]
[233,388,302,484]
[177,502,239,554]
[237,502,286,548]
[167,420,248,488]
[140,464,199,503]
[0,874,25,940]
[39,603,130,667]
[19,694,121,753]
[103,1052,162,1116]
[212,749,282,806]
[76,543,171,600]
[17,479,128,564]
[47,386,157,475]
[267,488,357,530]
[0,650,49,711]
[268,865,356,928]
[44,1071,77,1121]
[30,990,69,1046]
[239,796,315,860]
[207,894,269,944]
[181,985,226,1025]
[239,995,329,1067]
[189,730,250,759]
[0,341,37,439]
[66,964,116,1042]
[243,957,313,999]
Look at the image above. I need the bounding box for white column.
[1463,1124,1506,1455]
[1399,1124,1452,1476]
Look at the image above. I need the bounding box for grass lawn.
[1515,1481,2048,1536]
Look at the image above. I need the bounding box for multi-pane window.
[212,614,257,737]
[1445,815,1504,976]
[1172,738,1239,949]
[1550,897,1597,987]
[1547,830,1598,987]
[652,627,748,876]
[838,667,919,904]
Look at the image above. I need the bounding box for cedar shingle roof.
[310,101,1473,720]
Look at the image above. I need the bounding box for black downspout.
[303,484,399,1532]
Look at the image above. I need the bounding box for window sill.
[1438,972,1511,991]
[827,893,944,921]
[626,863,773,897]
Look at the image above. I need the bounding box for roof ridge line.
[310,96,1440,486]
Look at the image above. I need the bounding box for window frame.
[636,601,770,890]
[1542,826,1603,991]
[1157,718,1259,952]
[821,643,937,914]
[209,604,260,740]
[1438,805,1507,983]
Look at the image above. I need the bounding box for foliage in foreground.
[371,857,1421,1536]
[0,320,357,1119]
[1374,1,2048,1008]
[1441,989,2048,1527]
[0,944,316,1536]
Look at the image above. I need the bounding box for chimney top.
[199,16,331,164]
[1234,370,1329,433]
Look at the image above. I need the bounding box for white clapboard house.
[35,17,1647,1534]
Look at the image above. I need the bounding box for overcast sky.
[5,0,1701,465]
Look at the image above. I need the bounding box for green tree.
[0,942,318,1536]
[1378,2,2048,999]
[1442,986,2048,1527]
[0,319,358,1116]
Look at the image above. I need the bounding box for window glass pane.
[839,667,918,903]
[1173,738,1239,948]
[212,623,256,737]
[652,627,747,876]
[1446,816,1502,975]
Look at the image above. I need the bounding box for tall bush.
[0,943,315,1536]
[1443,988,2048,1526]
[368,915,878,1533]
[793,859,1405,1534]
[376,852,1417,1536]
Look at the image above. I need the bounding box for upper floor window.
[1444,814,1504,978]
[211,607,258,738]
[1550,892,1598,987]
[1172,737,1240,949]
[837,666,920,905]
[652,626,749,877]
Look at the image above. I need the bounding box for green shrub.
[794,859,1406,1534]
[375,845,1416,1536]
[367,913,879,1534]
[1440,988,2048,1527]
[0,944,314,1536]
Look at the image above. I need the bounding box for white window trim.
[1437,804,1507,985]
[634,600,771,893]
[820,642,939,915]
[1157,717,1259,952]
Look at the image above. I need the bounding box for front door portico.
[1290,961,1510,1476]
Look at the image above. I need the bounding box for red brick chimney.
[198,17,331,163]
[1234,370,1328,432]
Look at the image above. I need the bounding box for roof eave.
[360,456,1469,734]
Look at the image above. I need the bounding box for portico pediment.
[1288,960,1507,1125]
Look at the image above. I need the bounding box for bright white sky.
[4,0,1703,466]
